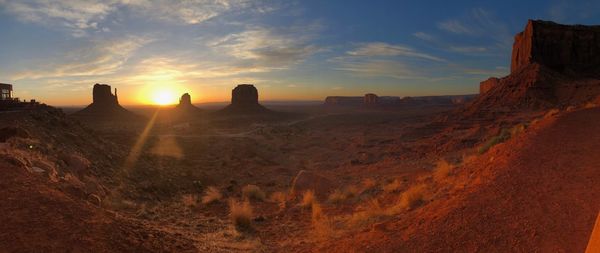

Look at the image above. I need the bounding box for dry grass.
[269,191,287,209]
[300,190,316,208]
[328,185,360,204]
[433,160,454,181]
[348,199,386,227]
[229,199,253,231]
[181,194,198,208]
[383,179,402,193]
[242,184,266,201]
[311,201,333,237]
[201,186,222,204]
[387,184,428,214]
[361,178,377,192]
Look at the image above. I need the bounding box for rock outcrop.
[73,84,141,120]
[217,84,270,114]
[174,93,200,113]
[511,20,600,74]
[467,20,600,113]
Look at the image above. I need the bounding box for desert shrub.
[242,184,266,201]
[270,191,287,209]
[433,159,454,181]
[300,190,316,208]
[361,178,377,192]
[229,199,253,231]
[382,179,402,193]
[348,199,386,226]
[311,202,333,237]
[387,184,428,214]
[328,185,361,204]
[201,186,222,204]
[181,194,198,208]
[478,128,511,154]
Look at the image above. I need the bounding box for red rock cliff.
[511,20,600,74]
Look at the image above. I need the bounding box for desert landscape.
[1,1,600,253]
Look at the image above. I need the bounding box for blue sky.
[0,0,599,106]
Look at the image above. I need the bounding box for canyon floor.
[0,102,598,252]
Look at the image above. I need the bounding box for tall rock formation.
[175,93,200,112]
[217,84,269,115]
[364,93,379,106]
[468,20,600,113]
[73,84,141,119]
[511,20,600,74]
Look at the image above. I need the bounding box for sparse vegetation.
[433,159,454,181]
[270,191,287,209]
[348,199,386,227]
[242,184,266,201]
[387,184,428,214]
[181,194,198,208]
[201,186,222,204]
[300,190,316,208]
[311,201,333,237]
[383,179,402,193]
[229,199,253,231]
[327,185,360,203]
[478,128,511,154]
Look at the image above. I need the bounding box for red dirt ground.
[0,157,195,253]
[318,107,600,252]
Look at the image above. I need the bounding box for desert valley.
[1,2,600,253]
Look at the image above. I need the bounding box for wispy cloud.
[413,32,435,41]
[347,42,445,62]
[437,20,474,35]
[437,8,512,49]
[12,36,153,80]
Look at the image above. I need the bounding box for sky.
[1,0,599,106]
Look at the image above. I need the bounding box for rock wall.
[511,20,600,73]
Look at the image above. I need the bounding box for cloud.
[13,36,152,80]
[208,25,321,70]
[413,32,435,41]
[0,0,277,36]
[448,46,487,53]
[347,42,445,62]
[437,20,474,35]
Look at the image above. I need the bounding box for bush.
[328,185,360,204]
[348,199,385,226]
[229,199,253,231]
[201,186,222,204]
[398,184,428,210]
[383,179,402,193]
[433,159,454,181]
[478,128,511,154]
[270,191,287,209]
[242,184,266,201]
[311,202,333,237]
[300,190,316,208]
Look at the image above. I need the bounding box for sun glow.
[149,88,178,105]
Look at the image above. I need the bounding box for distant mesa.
[217,84,270,115]
[73,83,141,119]
[470,20,600,112]
[324,93,474,107]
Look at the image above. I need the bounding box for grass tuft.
[229,199,253,231]
[242,184,266,201]
[201,186,222,204]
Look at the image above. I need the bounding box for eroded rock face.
[231,84,259,106]
[511,20,600,74]
[480,77,500,94]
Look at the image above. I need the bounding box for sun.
[150,88,177,106]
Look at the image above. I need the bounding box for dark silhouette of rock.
[364,93,379,106]
[324,96,363,106]
[218,84,269,114]
[465,20,600,114]
[175,93,200,113]
[511,20,600,74]
[73,83,142,120]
